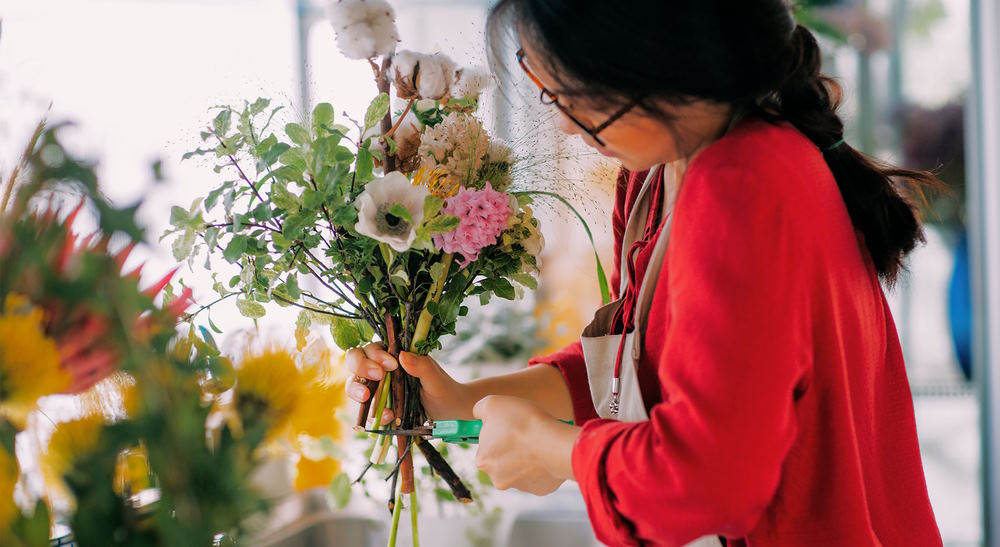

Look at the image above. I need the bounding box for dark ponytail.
[488,1,940,286]
[752,25,937,285]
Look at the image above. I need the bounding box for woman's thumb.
[397,351,434,378]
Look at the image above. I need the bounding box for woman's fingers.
[345,343,401,403]
[362,343,399,371]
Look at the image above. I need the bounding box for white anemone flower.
[327,0,399,60]
[354,171,429,252]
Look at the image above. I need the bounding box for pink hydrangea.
[433,182,512,267]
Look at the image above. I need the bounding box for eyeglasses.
[516,48,639,147]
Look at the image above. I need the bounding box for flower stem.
[410,253,454,352]
[410,486,420,547]
[388,480,403,547]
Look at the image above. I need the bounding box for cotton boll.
[390,50,421,99]
[416,53,457,101]
[451,68,493,100]
[327,0,399,60]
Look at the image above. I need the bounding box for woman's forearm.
[465,365,575,422]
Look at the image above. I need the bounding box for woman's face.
[519,42,732,171]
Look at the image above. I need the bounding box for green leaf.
[280,147,308,172]
[284,275,301,300]
[355,145,374,185]
[425,214,460,234]
[205,181,234,212]
[213,108,232,136]
[222,235,249,263]
[484,278,516,300]
[332,317,361,350]
[512,272,539,290]
[271,182,299,211]
[172,229,197,261]
[423,195,444,219]
[313,103,335,134]
[259,142,290,169]
[170,205,189,227]
[364,93,391,131]
[329,472,352,509]
[236,298,266,319]
[387,204,413,225]
[285,122,311,146]
[357,320,375,344]
[250,97,271,115]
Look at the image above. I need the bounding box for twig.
[417,439,472,503]
[272,294,360,319]
[385,99,416,139]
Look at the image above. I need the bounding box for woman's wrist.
[534,417,580,482]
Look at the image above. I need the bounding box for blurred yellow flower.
[0,295,69,426]
[235,348,314,437]
[293,456,341,492]
[41,415,103,509]
[0,448,18,532]
[290,344,347,442]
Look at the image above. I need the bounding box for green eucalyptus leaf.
[172,229,197,261]
[332,317,362,350]
[387,204,413,225]
[425,214,460,234]
[313,103,335,134]
[329,473,352,509]
[236,298,266,319]
[364,93,390,131]
[213,108,232,137]
[423,195,444,219]
[222,235,249,263]
[285,122,311,146]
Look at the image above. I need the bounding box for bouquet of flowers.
[166,0,581,543]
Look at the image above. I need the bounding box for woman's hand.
[345,343,477,420]
[472,395,580,496]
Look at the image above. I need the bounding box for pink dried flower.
[433,183,512,266]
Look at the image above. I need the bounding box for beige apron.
[580,162,723,547]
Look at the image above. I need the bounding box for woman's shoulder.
[689,117,827,183]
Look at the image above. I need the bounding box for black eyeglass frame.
[516,48,641,147]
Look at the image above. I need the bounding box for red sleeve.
[571,163,811,544]
[527,168,635,426]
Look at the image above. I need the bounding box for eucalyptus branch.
[183,292,239,322]
[246,114,284,231]
[272,294,360,319]
[301,292,358,318]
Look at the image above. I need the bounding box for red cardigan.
[530,119,942,546]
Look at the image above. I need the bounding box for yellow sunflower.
[235,348,314,437]
[0,295,69,426]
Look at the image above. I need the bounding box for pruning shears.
[367,418,573,444]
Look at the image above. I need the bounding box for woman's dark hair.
[487,0,940,285]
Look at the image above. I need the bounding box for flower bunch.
[169,2,578,545]
[433,183,512,266]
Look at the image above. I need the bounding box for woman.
[346,1,943,544]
